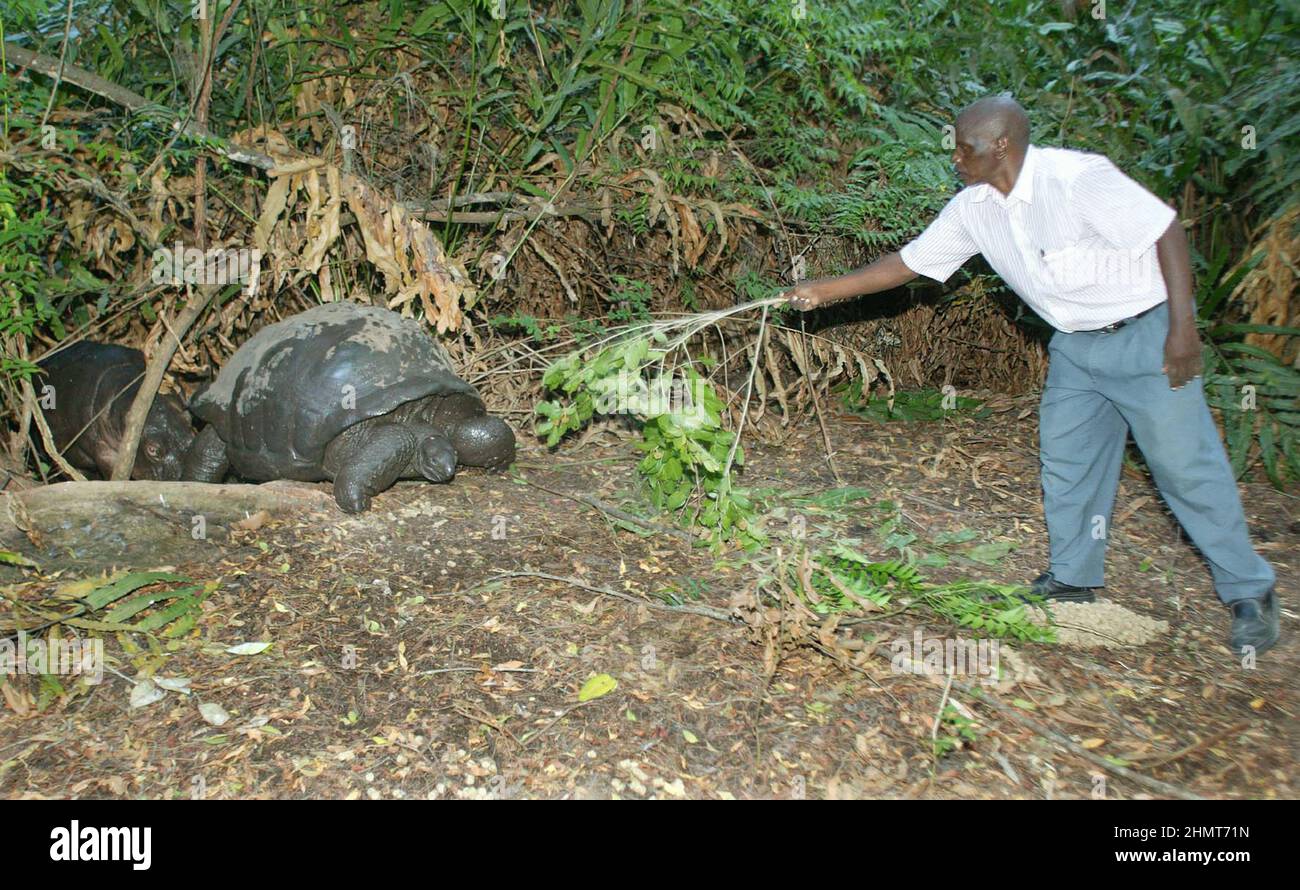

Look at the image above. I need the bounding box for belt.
[1091,303,1162,334]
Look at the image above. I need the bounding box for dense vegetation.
[2,0,1297,489]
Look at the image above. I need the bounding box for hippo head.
[134,395,196,481]
[450,415,516,472]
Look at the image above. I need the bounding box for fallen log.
[1,480,335,572]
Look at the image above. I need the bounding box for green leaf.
[966,541,1014,565]
[666,483,690,511]
[663,457,682,482]
[410,6,442,35]
[1166,86,1202,141]
[1259,421,1283,487]
[132,595,204,632]
[104,585,202,623]
[829,541,878,566]
[934,528,979,545]
[0,550,38,568]
[578,673,618,702]
[916,552,949,568]
[82,572,185,609]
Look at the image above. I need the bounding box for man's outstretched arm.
[784,252,918,310]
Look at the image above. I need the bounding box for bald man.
[786,96,1279,657]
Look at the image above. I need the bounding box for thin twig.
[519,700,595,747]
[20,378,85,482]
[516,475,696,542]
[799,312,845,484]
[950,677,1205,800]
[37,0,76,129]
[1127,721,1248,770]
[418,666,537,676]
[452,703,524,748]
[110,284,222,480]
[717,303,770,531]
[12,312,85,482]
[493,570,736,623]
[931,672,955,750]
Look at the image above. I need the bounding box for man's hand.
[781,253,918,311]
[784,282,828,312]
[1163,325,1203,389]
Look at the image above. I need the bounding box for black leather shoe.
[1023,572,1096,603]
[1230,589,1280,655]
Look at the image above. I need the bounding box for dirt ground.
[2,395,1296,799]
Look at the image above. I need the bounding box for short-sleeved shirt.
[898,144,1176,333]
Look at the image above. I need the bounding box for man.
[785,96,1280,656]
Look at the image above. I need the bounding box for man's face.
[951,122,1001,186]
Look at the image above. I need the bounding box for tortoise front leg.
[182,425,230,482]
[324,423,418,513]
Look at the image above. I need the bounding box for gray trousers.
[1040,301,1275,603]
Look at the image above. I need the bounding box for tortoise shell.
[191,302,480,479]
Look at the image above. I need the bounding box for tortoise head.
[450,415,515,472]
[416,434,458,484]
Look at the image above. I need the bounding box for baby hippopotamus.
[36,341,195,480]
[184,302,516,512]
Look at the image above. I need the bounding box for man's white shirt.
[898,144,1176,332]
